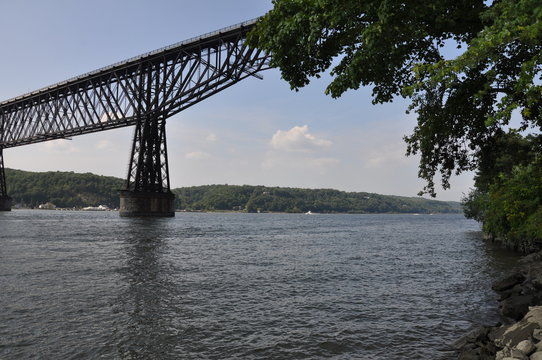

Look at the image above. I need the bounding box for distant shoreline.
[5,168,462,214]
[9,207,465,216]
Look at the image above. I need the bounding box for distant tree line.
[5,168,460,213]
[173,185,461,214]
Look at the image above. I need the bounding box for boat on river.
[82,205,109,211]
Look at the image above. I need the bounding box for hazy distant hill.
[5,168,461,213]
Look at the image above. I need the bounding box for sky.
[0,0,474,201]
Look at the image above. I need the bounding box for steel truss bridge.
[0,19,270,215]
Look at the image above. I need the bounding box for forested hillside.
[174,185,460,213]
[5,168,461,213]
[6,168,124,208]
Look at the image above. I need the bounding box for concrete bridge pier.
[119,191,175,217]
[0,196,11,211]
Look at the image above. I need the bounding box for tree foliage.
[249,0,542,196]
[462,133,542,251]
[472,158,542,252]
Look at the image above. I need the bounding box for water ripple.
[0,211,521,359]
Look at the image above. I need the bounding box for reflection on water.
[0,211,520,359]
[115,218,179,359]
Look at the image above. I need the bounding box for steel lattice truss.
[0,149,7,197]
[0,19,270,149]
[126,115,170,192]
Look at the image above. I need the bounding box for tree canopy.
[461,132,542,251]
[249,0,542,196]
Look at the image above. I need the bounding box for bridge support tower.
[0,148,12,211]
[120,114,175,217]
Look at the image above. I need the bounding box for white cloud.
[41,139,78,153]
[206,133,218,143]
[270,125,332,152]
[263,125,338,176]
[184,151,211,159]
[95,139,113,150]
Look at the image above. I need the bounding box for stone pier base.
[119,191,175,217]
[0,196,12,211]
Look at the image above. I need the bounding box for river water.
[0,210,520,359]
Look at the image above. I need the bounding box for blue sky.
[0,0,473,201]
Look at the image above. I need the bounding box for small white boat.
[82,205,109,211]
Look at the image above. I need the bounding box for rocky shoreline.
[455,250,542,359]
